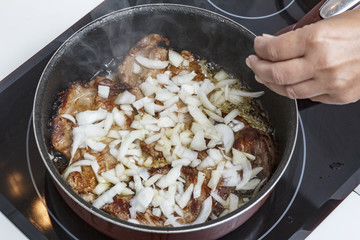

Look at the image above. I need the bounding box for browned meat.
[118,34,170,99]
[51,77,130,159]
[148,165,171,176]
[137,209,166,227]
[90,150,118,174]
[102,195,132,220]
[140,141,164,159]
[66,166,97,194]
[233,127,277,179]
[169,50,205,82]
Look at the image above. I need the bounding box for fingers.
[254,30,307,61]
[246,55,313,85]
[257,78,326,99]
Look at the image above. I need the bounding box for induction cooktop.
[1,1,360,239]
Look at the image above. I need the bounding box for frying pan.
[32,2,354,239]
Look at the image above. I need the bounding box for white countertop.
[0,1,359,239]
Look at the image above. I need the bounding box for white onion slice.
[241,178,261,190]
[135,55,169,69]
[139,81,158,97]
[193,171,206,199]
[60,114,76,124]
[192,196,212,225]
[117,130,146,161]
[156,164,182,189]
[210,191,228,208]
[112,108,126,127]
[144,174,163,187]
[214,69,229,81]
[203,109,224,123]
[228,193,239,212]
[190,130,207,151]
[168,50,184,67]
[133,62,142,74]
[188,105,212,127]
[198,91,217,112]
[75,109,108,125]
[115,90,136,105]
[215,124,234,154]
[177,183,194,209]
[230,88,264,98]
[224,109,240,124]
[172,71,196,85]
[92,182,126,209]
[93,182,111,195]
[98,85,110,99]
[134,187,155,212]
[214,79,238,89]
[86,138,106,152]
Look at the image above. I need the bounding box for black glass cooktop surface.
[1,0,360,239]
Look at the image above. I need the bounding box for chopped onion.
[62,165,82,180]
[133,62,142,74]
[75,109,108,125]
[60,114,76,124]
[168,50,184,67]
[101,169,120,184]
[214,69,229,81]
[92,182,126,208]
[210,191,228,208]
[145,132,164,145]
[112,108,126,127]
[115,90,136,105]
[207,161,225,191]
[251,167,263,178]
[139,81,158,97]
[241,178,261,190]
[98,85,110,99]
[156,164,182,189]
[144,174,163,187]
[203,109,224,123]
[135,55,169,69]
[193,171,206,198]
[198,91,217,112]
[117,130,146,161]
[215,124,234,154]
[244,152,256,161]
[86,138,106,152]
[232,149,253,190]
[214,79,238,89]
[177,183,194,209]
[133,187,155,212]
[158,116,176,128]
[188,105,212,127]
[192,196,212,225]
[190,130,207,151]
[228,193,239,212]
[172,71,196,85]
[224,109,240,124]
[173,145,198,161]
[93,182,111,195]
[230,88,264,98]
[152,208,162,218]
[171,159,191,167]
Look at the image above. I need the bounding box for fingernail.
[262,33,274,38]
[245,57,252,69]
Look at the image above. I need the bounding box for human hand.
[245,9,360,104]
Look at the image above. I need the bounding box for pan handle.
[276,0,360,35]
